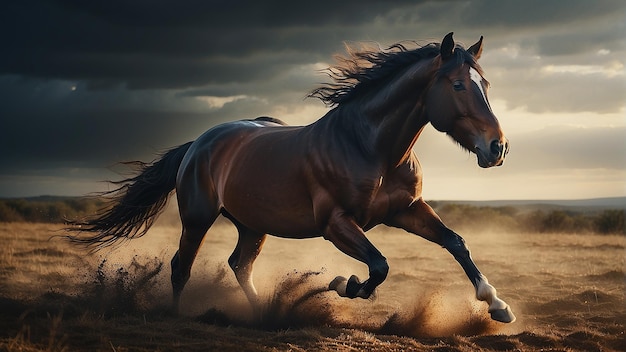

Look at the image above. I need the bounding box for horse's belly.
[220,163,320,238]
[223,189,321,238]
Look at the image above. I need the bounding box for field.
[0,208,624,351]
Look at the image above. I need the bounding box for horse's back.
[176,118,321,237]
[179,117,292,175]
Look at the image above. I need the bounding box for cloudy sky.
[1,0,624,200]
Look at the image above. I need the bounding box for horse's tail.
[66,141,193,250]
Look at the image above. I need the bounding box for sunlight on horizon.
[196,95,250,109]
[541,62,624,78]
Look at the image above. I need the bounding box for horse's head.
[425,33,509,168]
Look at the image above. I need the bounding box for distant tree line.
[0,197,106,223]
[0,197,624,235]
[432,203,625,235]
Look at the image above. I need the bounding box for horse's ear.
[440,32,455,60]
[468,36,484,60]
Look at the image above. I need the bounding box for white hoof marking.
[476,277,516,323]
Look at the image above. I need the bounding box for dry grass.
[0,219,624,351]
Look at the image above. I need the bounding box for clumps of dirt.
[85,256,166,316]
[195,269,336,330]
[41,258,507,340]
[259,270,333,330]
[196,268,505,339]
[4,256,167,323]
[0,256,170,350]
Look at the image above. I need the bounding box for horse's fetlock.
[476,279,496,302]
[370,259,389,281]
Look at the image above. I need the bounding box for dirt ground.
[0,219,624,351]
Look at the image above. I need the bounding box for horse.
[67,32,515,324]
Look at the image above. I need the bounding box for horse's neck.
[309,59,435,170]
[364,60,435,168]
[310,107,376,159]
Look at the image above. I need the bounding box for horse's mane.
[309,40,479,107]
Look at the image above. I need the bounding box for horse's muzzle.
[477,138,509,168]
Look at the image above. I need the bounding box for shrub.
[594,210,625,234]
[436,204,519,232]
[0,201,24,222]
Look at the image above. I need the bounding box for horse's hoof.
[329,275,368,299]
[345,275,363,298]
[329,276,348,297]
[489,305,516,323]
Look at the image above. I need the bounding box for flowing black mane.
[309,41,480,107]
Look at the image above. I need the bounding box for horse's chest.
[368,167,422,222]
[346,174,418,228]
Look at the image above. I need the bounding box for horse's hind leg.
[225,216,267,318]
[229,232,267,311]
[171,196,219,314]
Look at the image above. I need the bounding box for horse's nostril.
[490,140,502,156]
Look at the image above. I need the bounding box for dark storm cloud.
[0,0,624,89]
[1,0,422,89]
[0,75,276,172]
[458,0,624,28]
[519,17,626,57]
[2,0,623,89]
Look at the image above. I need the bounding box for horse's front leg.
[386,198,516,323]
[323,209,389,299]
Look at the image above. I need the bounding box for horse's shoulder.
[395,153,422,177]
[382,154,422,192]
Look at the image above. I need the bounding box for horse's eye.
[453,81,465,91]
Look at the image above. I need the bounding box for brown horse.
[68,33,515,323]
